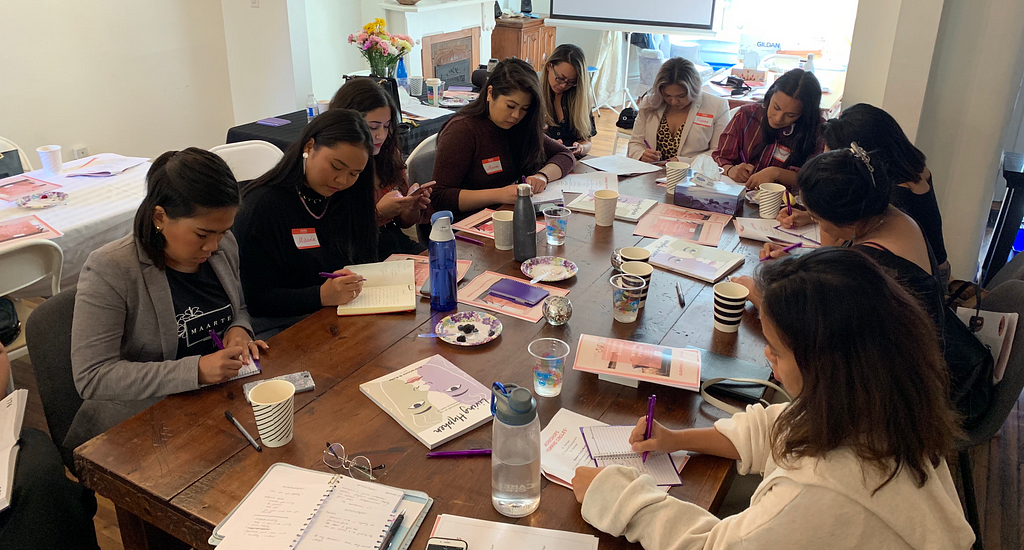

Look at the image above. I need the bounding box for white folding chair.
[210,140,284,182]
[0,135,34,173]
[407,134,438,186]
[612,128,633,156]
[0,239,63,391]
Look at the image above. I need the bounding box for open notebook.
[336,260,416,316]
[210,463,432,550]
[580,425,682,486]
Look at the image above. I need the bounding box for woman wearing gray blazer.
[67,149,267,449]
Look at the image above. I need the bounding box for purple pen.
[319,272,367,281]
[785,191,793,215]
[210,329,262,370]
[426,449,492,458]
[643,395,656,463]
[455,234,484,246]
[773,225,821,245]
[760,241,802,262]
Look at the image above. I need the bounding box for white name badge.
[292,228,320,249]
[482,156,503,175]
[772,145,792,163]
[694,113,714,128]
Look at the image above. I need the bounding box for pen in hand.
[643,395,656,463]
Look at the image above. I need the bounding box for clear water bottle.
[513,183,537,262]
[491,383,541,517]
[428,211,458,312]
[396,57,409,92]
[306,93,318,122]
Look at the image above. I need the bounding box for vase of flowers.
[348,18,413,78]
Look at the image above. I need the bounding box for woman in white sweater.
[627,58,730,164]
[572,248,975,549]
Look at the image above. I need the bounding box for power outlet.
[73,147,89,159]
[250,0,259,7]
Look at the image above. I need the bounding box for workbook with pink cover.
[452,209,545,240]
[634,203,730,247]
[572,334,701,390]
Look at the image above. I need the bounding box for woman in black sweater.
[235,109,379,337]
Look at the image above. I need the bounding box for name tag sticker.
[694,113,714,128]
[772,145,792,163]
[292,228,320,249]
[482,156,503,175]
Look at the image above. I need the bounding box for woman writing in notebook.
[776,103,951,286]
[542,44,596,158]
[712,69,824,189]
[627,57,730,164]
[572,248,975,549]
[329,78,432,257]
[69,149,266,448]
[235,109,378,338]
[431,58,576,219]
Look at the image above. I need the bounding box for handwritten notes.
[300,476,404,550]
[217,467,332,549]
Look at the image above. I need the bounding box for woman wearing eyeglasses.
[627,58,730,165]
[542,44,596,158]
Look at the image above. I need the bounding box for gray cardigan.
[66,232,253,449]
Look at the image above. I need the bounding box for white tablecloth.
[0,154,149,295]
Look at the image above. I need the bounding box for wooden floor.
[11,108,1021,549]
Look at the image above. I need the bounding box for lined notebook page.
[581,425,682,486]
[217,467,334,549]
[337,285,415,311]
[297,476,405,550]
[345,260,415,287]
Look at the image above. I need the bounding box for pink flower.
[363,42,372,51]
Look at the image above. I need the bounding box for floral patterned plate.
[520,256,578,282]
[435,310,503,346]
[16,191,68,209]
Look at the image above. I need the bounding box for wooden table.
[75,169,771,549]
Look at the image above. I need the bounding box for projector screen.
[551,0,715,31]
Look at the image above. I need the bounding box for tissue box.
[673,180,746,215]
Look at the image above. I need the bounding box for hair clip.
[849,141,877,187]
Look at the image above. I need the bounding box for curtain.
[593,31,626,110]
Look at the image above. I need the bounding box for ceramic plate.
[435,311,503,346]
[16,191,68,209]
[520,256,578,282]
[744,189,760,205]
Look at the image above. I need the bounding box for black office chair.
[23,288,81,473]
[955,279,1024,550]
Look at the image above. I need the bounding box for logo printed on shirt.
[482,156,503,175]
[772,145,792,163]
[694,113,715,128]
[292,228,320,249]
[176,304,233,349]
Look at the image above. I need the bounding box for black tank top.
[891,175,947,265]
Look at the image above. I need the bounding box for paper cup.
[758,183,786,219]
[36,145,62,175]
[492,211,514,250]
[665,162,689,185]
[594,190,619,227]
[426,78,443,106]
[713,281,749,333]
[249,380,296,448]
[620,261,653,308]
[409,76,424,96]
[611,273,646,323]
[619,246,651,263]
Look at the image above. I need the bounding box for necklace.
[854,214,887,242]
[296,186,330,219]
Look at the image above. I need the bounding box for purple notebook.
[256,117,291,127]
[487,278,549,306]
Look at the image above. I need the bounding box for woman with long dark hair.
[329,77,430,257]
[713,69,824,189]
[234,109,379,337]
[432,58,576,218]
[542,44,596,157]
[572,248,974,549]
[69,148,264,447]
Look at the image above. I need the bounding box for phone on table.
[426,538,468,550]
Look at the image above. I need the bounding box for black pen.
[225,411,262,452]
[675,283,686,308]
[380,508,406,549]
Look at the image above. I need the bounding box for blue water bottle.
[396,57,409,92]
[429,211,458,312]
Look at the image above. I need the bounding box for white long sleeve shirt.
[581,403,974,549]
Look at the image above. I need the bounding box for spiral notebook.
[580,425,682,486]
[210,463,432,550]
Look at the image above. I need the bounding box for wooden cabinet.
[491,16,557,72]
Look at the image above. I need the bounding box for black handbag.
[0,297,20,347]
[616,107,637,130]
[943,281,995,429]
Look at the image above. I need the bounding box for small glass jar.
[542,296,572,326]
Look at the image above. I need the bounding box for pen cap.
[491,384,537,426]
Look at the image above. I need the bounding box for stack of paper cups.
[594,190,619,227]
[757,183,787,219]
[409,76,424,96]
[36,145,62,175]
[664,162,689,196]
[620,261,653,308]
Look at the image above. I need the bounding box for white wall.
[0,1,235,162]
[306,0,368,101]
[221,0,304,125]
[916,0,1024,280]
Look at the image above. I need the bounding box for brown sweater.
[431,113,576,218]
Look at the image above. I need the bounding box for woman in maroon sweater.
[432,58,576,218]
